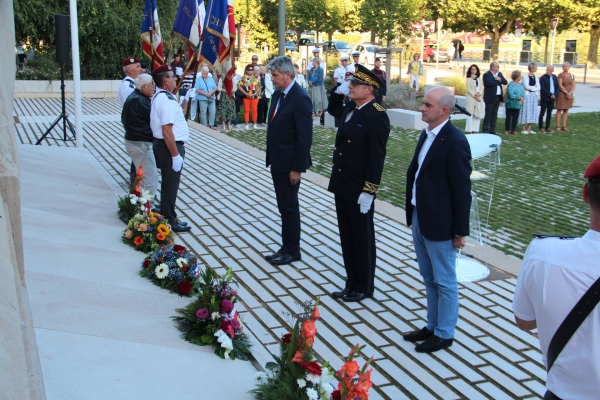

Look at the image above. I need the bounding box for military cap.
[151,64,172,75]
[122,57,140,67]
[351,51,360,56]
[312,48,321,54]
[340,55,349,61]
[350,63,383,88]
[583,155,600,179]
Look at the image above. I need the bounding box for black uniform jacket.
[121,89,153,142]
[327,92,390,200]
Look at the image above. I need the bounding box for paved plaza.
[14,97,549,399]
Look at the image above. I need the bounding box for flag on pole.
[173,0,206,48]
[141,0,164,70]
[199,0,236,96]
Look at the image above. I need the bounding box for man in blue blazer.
[539,65,559,132]
[403,87,472,353]
[264,56,313,265]
[482,61,507,135]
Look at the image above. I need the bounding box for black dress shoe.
[332,288,350,299]
[342,291,371,302]
[402,327,435,342]
[151,207,161,214]
[176,219,188,226]
[171,223,192,233]
[415,335,453,353]
[270,253,301,265]
[264,250,282,261]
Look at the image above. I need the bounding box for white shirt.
[549,75,555,94]
[411,119,449,206]
[523,74,540,94]
[295,74,307,90]
[151,88,190,143]
[119,77,135,106]
[493,72,502,95]
[265,73,274,98]
[333,65,349,84]
[513,230,600,399]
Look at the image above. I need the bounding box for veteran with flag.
[327,64,390,302]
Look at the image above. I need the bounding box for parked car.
[285,41,298,52]
[423,44,448,62]
[297,37,314,46]
[322,41,353,57]
[352,44,386,65]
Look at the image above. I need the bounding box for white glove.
[357,192,374,214]
[172,154,184,172]
[335,81,350,96]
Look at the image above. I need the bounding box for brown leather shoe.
[545,128,554,133]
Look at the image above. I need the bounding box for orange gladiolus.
[156,233,165,241]
[340,360,360,378]
[313,307,320,320]
[302,320,317,338]
[291,350,304,363]
[133,237,144,246]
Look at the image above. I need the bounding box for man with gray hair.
[482,61,507,135]
[121,73,158,201]
[264,56,313,265]
[402,87,472,353]
[119,57,143,106]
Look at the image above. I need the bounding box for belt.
[154,138,185,145]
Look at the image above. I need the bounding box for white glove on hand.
[357,192,374,214]
[172,154,184,172]
[335,81,350,96]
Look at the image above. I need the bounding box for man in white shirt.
[150,65,191,233]
[482,61,507,135]
[119,57,142,106]
[513,155,600,400]
[333,56,350,86]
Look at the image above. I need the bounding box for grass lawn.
[223,112,600,259]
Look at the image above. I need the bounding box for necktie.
[271,93,284,123]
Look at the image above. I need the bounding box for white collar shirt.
[411,119,449,206]
[150,88,190,142]
[493,71,501,95]
[513,229,600,399]
[333,65,349,83]
[549,74,555,93]
[119,76,135,107]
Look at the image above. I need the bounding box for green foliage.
[382,83,422,111]
[439,76,466,96]
[359,0,421,46]
[15,53,72,81]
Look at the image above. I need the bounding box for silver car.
[352,44,387,65]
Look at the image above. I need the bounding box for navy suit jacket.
[265,82,313,173]
[483,70,507,104]
[539,74,559,102]
[405,120,472,241]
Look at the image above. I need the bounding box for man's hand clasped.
[452,236,466,250]
[172,154,184,172]
[357,193,374,214]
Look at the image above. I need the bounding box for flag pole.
[164,32,174,63]
[149,8,156,69]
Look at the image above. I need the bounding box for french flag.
[141,0,164,70]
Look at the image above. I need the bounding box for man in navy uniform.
[150,65,191,233]
[327,64,390,302]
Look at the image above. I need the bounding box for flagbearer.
[119,57,142,106]
[150,65,192,233]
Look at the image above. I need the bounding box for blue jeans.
[411,209,459,339]
[198,99,215,126]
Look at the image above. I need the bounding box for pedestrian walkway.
[15,97,549,399]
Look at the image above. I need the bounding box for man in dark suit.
[327,64,390,302]
[402,87,472,353]
[264,56,313,265]
[539,65,559,133]
[482,61,507,135]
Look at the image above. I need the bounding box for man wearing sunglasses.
[150,65,191,232]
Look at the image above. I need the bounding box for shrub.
[382,83,422,111]
[439,76,467,96]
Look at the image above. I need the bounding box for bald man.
[482,61,507,135]
[403,87,472,353]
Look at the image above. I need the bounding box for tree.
[572,0,600,68]
[359,0,421,47]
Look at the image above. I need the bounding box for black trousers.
[271,171,301,255]
[505,108,520,132]
[334,195,376,295]
[483,95,502,134]
[544,390,562,400]
[257,97,268,124]
[153,139,185,225]
[539,99,555,129]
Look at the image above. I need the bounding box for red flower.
[340,360,360,379]
[178,280,192,294]
[331,390,341,400]
[133,237,144,246]
[281,333,292,343]
[300,360,322,376]
[132,189,141,196]
[220,299,234,314]
[143,260,150,268]
[173,244,186,253]
[220,320,235,338]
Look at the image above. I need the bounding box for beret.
[583,155,600,179]
[152,65,172,75]
[122,57,140,67]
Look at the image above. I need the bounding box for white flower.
[224,348,231,360]
[176,258,187,268]
[306,387,319,400]
[320,382,334,397]
[211,311,220,321]
[320,368,335,385]
[155,263,169,279]
[306,373,320,384]
[130,198,137,205]
[297,378,306,388]
[253,371,267,383]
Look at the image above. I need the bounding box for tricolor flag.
[199,0,236,96]
[141,0,164,70]
[173,0,205,48]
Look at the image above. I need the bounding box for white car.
[352,44,387,65]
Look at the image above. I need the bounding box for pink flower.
[139,223,148,232]
[220,299,234,314]
[125,230,133,238]
[195,308,209,319]
[133,221,140,229]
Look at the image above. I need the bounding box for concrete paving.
[12,97,563,399]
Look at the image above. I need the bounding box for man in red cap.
[513,155,600,399]
[119,57,142,106]
[150,65,191,232]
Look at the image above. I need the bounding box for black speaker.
[55,14,70,63]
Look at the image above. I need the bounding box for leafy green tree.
[571,0,600,68]
[359,0,421,47]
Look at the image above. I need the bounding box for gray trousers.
[124,139,158,200]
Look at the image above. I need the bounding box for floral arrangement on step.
[250,300,336,400]
[172,268,252,360]
[117,166,153,224]
[122,211,173,253]
[139,243,200,296]
[331,344,374,400]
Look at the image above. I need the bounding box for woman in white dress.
[294,64,307,91]
[465,64,485,134]
[518,63,540,134]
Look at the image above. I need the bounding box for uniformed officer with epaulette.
[150,65,191,233]
[326,64,390,302]
[119,57,142,106]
